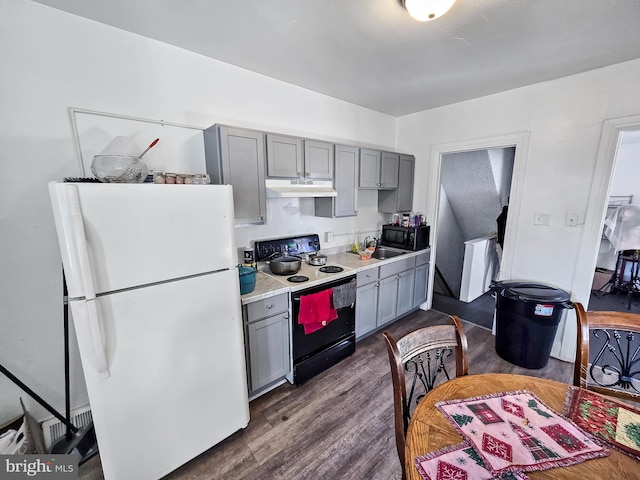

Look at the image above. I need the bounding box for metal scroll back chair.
[574,302,640,403]
[383,316,469,479]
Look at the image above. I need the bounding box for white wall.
[0,0,396,425]
[396,57,640,361]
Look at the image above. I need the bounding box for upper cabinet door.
[359,148,381,189]
[304,140,333,179]
[266,134,304,178]
[396,154,415,211]
[204,125,267,225]
[377,153,415,213]
[334,145,359,217]
[380,152,399,189]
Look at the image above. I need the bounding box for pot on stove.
[267,253,302,275]
[308,254,327,266]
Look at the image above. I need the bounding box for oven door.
[291,276,356,383]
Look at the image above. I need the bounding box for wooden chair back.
[383,316,469,479]
[574,302,640,403]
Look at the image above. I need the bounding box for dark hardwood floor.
[79,309,573,480]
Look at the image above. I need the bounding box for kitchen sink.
[371,247,406,260]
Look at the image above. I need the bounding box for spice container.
[243,248,255,267]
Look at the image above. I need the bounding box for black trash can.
[491,281,573,369]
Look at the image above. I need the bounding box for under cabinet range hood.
[265,179,337,198]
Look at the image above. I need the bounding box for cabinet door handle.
[297,171,304,176]
[266,304,273,309]
[305,172,311,177]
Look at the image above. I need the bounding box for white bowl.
[91,155,148,183]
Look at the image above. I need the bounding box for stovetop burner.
[287,275,309,283]
[319,266,344,273]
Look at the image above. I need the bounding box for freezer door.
[70,270,249,480]
[49,183,237,297]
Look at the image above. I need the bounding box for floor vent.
[42,406,93,449]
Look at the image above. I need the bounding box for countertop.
[240,247,430,305]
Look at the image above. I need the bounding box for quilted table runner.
[563,386,640,460]
[435,390,607,476]
[415,441,530,480]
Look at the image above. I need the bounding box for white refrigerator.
[48,182,249,480]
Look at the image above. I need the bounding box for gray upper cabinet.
[358,148,381,188]
[380,152,399,189]
[378,154,415,213]
[266,134,304,178]
[303,140,333,179]
[359,149,399,189]
[204,125,267,224]
[315,144,358,218]
[266,135,333,179]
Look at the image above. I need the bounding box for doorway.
[425,132,530,328]
[587,128,640,313]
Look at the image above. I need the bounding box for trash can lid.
[494,282,571,303]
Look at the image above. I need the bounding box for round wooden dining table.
[405,373,638,480]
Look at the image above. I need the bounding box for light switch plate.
[534,213,550,226]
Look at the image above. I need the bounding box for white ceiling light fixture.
[403,0,456,21]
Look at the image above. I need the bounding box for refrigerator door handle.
[85,299,110,378]
[68,186,110,378]
[68,186,97,301]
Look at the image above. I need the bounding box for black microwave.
[379,225,430,251]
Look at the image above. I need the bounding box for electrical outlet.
[326,232,334,243]
[566,213,578,227]
[534,213,550,226]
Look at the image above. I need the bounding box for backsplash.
[234,191,385,262]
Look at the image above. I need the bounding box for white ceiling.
[31,0,640,117]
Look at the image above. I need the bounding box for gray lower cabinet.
[378,154,415,213]
[377,275,399,325]
[315,144,358,218]
[244,294,290,395]
[204,125,267,224]
[356,255,423,340]
[379,256,415,322]
[355,268,379,339]
[413,263,429,308]
[413,250,431,308]
[396,268,416,317]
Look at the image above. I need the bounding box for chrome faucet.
[364,236,378,248]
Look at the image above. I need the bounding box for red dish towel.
[298,289,338,334]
